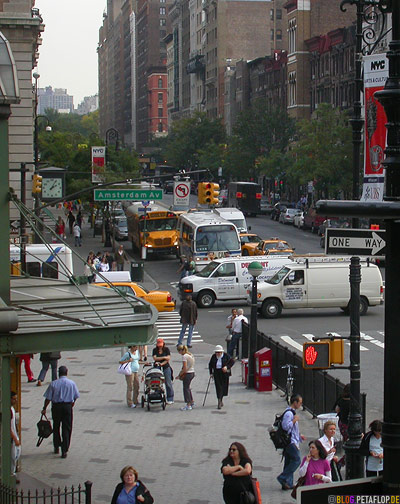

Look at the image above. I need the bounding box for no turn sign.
[173,181,190,206]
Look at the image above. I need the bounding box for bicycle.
[281,364,298,405]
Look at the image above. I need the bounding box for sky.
[35,0,107,106]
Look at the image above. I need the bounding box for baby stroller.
[141,364,166,411]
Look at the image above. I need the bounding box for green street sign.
[93,188,163,201]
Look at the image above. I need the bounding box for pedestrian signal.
[302,341,330,369]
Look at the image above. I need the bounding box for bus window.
[195,225,240,253]
[26,262,41,277]
[42,262,59,279]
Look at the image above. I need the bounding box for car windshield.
[117,219,127,228]
[266,266,290,284]
[139,217,177,231]
[287,209,297,216]
[242,235,262,243]
[196,261,219,278]
[195,225,240,252]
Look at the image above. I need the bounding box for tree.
[291,103,353,200]
[166,111,226,172]
[227,100,296,178]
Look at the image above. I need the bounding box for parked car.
[240,233,263,255]
[113,217,128,241]
[279,208,302,225]
[293,211,304,229]
[164,180,174,193]
[303,207,328,233]
[260,197,273,214]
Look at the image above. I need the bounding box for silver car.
[114,218,128,240]
[279,208,301,225]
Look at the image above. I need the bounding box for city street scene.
[1,0,399,503]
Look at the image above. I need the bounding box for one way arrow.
[329,231,386,255]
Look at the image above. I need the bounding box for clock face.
[42,177,63,199]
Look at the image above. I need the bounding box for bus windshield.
[139,217,177,232]
[195,225,240,252]
[266,266,290,285]
[230,218,246,230]
[196,261,219,278]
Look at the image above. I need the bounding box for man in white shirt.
[227,308,248,358]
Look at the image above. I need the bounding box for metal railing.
[242,324,366,432]
[0,480,92,504]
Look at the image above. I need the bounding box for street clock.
[39,167,66,202]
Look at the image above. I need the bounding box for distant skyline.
[35,0,106,106]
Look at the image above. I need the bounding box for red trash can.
[254,348,272,391]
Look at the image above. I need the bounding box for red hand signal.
[305,345,318,365]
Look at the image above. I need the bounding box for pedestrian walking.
[55,216,66,240]
[225,308,237,350]
[277,394,306,490]
[359,420,383,477]
[221,442,253,504]
[98,255,110,272]
[152,338,174,404]
[11,392,21,479]
[178,294,198,348]
[318,420,341,481]
[298,440,332,486]
[73,222,82,247]
[177,345,195,410]
[76,210,83,228]
[208,345,234,409]
[37,351,61,386]
[67,211,75,234]
[18,353,36,382]
[115,244,128,271]
[111,466,154,504]
[83,257,96,284]
[41,365,80,458]
[119,345,140,408]
[227,308,248,358]
[333,384,351,441]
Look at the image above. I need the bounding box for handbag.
[290,475,306,500]
[36,414,53,447]
[240,490,256,504]
[251,477,262,504]
[118,362,132,376]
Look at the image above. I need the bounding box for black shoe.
[28,378,37,383]
[282,483,293,491]
[54,447,59,454]
[61,452,67,458]
[188,345,192,348]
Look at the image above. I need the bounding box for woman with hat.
[152,338,174,405]
[208,345,235,409]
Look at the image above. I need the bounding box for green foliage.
[291,103,352,199]
[166,111,226,172]
[227,99,296,178]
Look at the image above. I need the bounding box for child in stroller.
[141,363,167,410]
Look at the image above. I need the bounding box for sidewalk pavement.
[17,207,328,503]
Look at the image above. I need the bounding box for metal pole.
[375,0,400,492]
[20,163,28,273]
[33,79,42,244]
[344,256,364,479]
[247,276,258,388]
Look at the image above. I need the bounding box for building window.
[160,7,166,15]
[271,29,274,41]
[158,78,163,88]
[160,18,166,26]
[289,18,296,54]
[276,29,282,41]
[160,0,166,2]
[158,108,163,117]
[158,122,163,132]
[276,9,282,20]
[158,92,163,103]
[270,9,274,20]
[289,71,296,106]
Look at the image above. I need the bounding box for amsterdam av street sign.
[325,228,386,256]
[94,188,163,202]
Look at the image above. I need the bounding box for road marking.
[302,334,315,341]
[280,336,303,352]
[155,311,203,343]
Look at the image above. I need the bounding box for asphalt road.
[132,195,384,424]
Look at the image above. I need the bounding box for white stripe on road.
[280,336,304,352]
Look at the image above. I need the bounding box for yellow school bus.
[125,202,179,257]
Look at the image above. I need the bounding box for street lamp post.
[105,127,120,151]
[247,262,263,388]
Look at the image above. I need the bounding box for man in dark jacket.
[178,295,198,348]
[36,351,61,386]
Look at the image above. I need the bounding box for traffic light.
[302,339,344,369]
[32,173,42,194]
[198,182,208,204]
[205,182,219,205]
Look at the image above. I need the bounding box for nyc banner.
[360,54,388,202]
[91,146,106,183]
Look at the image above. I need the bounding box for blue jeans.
[163,366,174,402]
[277,443,301,488]
[178,323,194,346]
[38,359,58,382]
[228,332,241,357]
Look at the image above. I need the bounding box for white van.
[213,207,248,233]
[252,258,384,318]
[179,255,293,307]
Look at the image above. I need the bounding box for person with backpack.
[277,394,306,491]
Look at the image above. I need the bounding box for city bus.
[124,202,179,257]
[228,181,262,216]
[177,211,241,270]
[10,243,74,279]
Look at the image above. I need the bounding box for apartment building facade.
[38,86,74,114]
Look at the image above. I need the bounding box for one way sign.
[326,228,386,256]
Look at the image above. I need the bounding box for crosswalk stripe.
[280,336,303,352]
[154,310,203,343]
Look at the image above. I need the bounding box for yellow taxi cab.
[253,239,294,256]
[240,233,263,255]
[94,281,176,312]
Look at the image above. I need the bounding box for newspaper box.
[254,348,272,391]
[241,358,248,385]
